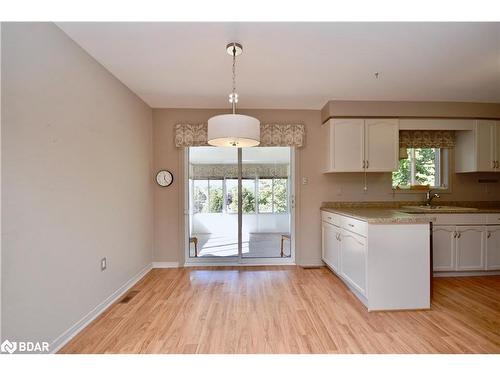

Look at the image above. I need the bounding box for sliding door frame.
[183,147,295,266]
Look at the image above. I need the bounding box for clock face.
[156,170,173,187]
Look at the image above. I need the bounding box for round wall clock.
[156,170,173,187]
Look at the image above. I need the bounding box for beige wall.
[153,108,500,265]
[1,23,153,345]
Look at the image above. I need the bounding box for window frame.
[256,177,289,215]
[392,147,450,193]
[191,176,290,215]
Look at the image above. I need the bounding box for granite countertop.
[399,206,500,214]
[321,201,500,224]
[321,207,434,224]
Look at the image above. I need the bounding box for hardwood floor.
[59,266,500,354]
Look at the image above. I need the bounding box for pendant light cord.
[231,44,237,114]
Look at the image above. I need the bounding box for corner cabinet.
[322,118,399,173]
[455,120,500,172]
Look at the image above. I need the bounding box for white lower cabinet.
[433,226,456,271]
[486,226,500,270]
[321,210,430,311]
[322,221,341,273]
[433,220,500,272]
[456,227,484,271]
[339,229,366,295]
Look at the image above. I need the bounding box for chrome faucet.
[425,189,440,206]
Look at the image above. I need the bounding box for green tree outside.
[273,179,288,213]
[392,148,437,188]
[209,187,223,213]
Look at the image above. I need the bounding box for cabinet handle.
[348,223,354,227]
[487,232,491,239]
[366,160,369,169]
[453,231,457,238]
[457,232,461,239]
[362,160,366,169]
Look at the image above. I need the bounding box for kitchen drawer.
[432,214,488,225]
[340,215,367,237]
[321,211,340,226]
[486,214,500,225]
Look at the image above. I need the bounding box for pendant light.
[207,43,260,147]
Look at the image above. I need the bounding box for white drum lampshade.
[207,114,260,147]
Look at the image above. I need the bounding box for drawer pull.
[348,223,354,227]
[487,232,492,239]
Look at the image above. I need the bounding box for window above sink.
[392,148,450,192]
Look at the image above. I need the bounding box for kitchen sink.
[400,205,479,212]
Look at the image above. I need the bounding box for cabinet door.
[331,119,365,172]
[456,226,484,271]
[433,226,456,271]
[476,120,496,171]
[496,124,500,171]
[364,119,399,172]
[322,222,341,272]
[340,230,366,295]
[486,226,500,270]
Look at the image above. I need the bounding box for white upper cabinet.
[455,120,500,172]
[323,118,399,173]
[324,119,365,172]
[364,119,399,172]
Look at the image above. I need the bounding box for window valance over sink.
[175,123,305,148]
[399,130,455,148]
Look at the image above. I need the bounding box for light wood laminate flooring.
[60,266,500,354]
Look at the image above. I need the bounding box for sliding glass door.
[188,147,238,258]
[241,147,291,258]
[186,146,293,261]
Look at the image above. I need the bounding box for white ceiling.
[57,22,500,109]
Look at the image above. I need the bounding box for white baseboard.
[434,270,500,277]
[49,263,152,353]
[298,261,325,268]
[152,262,179,268]
[183,259,296,267]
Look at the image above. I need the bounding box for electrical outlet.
[101,257,107,271]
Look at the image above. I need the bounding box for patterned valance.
[191,163,289,179]
[260,124,305,147]
[175,124,208,147]
[399,130,455,149]
[175,123,305,148]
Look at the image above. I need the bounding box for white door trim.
[183,147,296,266]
